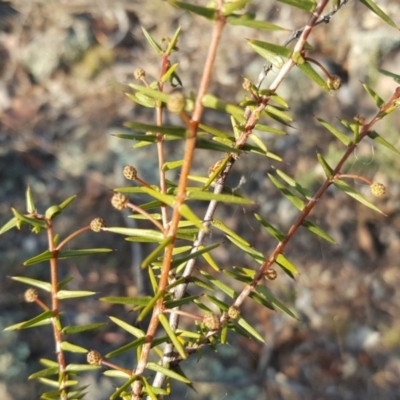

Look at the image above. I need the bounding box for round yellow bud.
[90,218,106,232]
[242,78,252,91]
[123,165,137,180]
[24,288,39,303]
[228,306,240,319]
[87,350,102,365]
[370,182,386,197]
[203,313,221,331]
[167,92,186,114]
[327,75,341,91]
[265,269,277,280]
[111,193,129,210]
[134,68,145,79]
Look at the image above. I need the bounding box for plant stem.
[131,5,227,399]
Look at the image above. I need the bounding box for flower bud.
[123,165,137,180]
[228,306,240,319]
[167,92,186,114]
[327,75,341,91]
[134,68,145,79]
[87,350,102,365]
[203,313,221,331]
[111,193,129,210]
[265,269,277,280]
[370,182,386,197]
[24,288,38,303]
[90,218,106,232]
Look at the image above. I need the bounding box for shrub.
[2,0,399,399]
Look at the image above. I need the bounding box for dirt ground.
[1,1,400,399]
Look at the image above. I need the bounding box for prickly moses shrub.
[1,1,400,399]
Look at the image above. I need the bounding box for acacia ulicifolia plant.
[1,0,400,399]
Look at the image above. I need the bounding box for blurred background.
[0,1,400,399]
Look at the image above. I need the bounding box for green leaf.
[222,0,251,15]
[141,187,206,231]
[254,214,285,242]
[197,138,241,154]
[112,130,157,142]
[248,39,291,68]
[142,376,158,400]
[198,123,231,138]
[129,83,169,103]
[59,195,77,211]
[165,295,200,309]
[297,62,329,91]
[265,105,293,122]
[359,0,399,29]
[171,243,220,269]
[334,179,384,214]
[57,290,97,300]
[268,173,305,210]
[190,276,215,292]
[275,169,313,199]
[158,314,187,359]
[105,337,147,358]
[186,190,253,204]
[256,285,298,319]
[11,276,51,292]
[137,291,164,322]
[23,249,112,266]
[58,276,74,290]
[104,227,164,241]
[166,26,181,55]
[227,13,287,30]
[379,68,400,83]
[237,317,265,342]
[100,296,152,307]
[167,0,217,20]
[249,291,274,310]
[199,271,237,298]
[124,121,187,137]
[29,367,59,380]
[142,238,172,268]
[109,377,137,400]
[316,118,352,146]
[60,341,87,353]
[202,94,245,122]
[362,83,385,107]
[212,218,250,246]
[62,323,106,335]
[11,208,47,229]
[369,130,399,154]
[254,123,286,135]
[317,153,334,179]
[146,362,191,384]
[4,311,53,331]
[201,248,221,272]
[26,186,36,213]
[223,269,253,285]
[226,235,265,263]
[141,27,163,54]
[162,159,184,171]
[66,364,101,373]
[0,216,18,235]
[204,294,229,312]
[276,254,299,276]
[277,0,316,12]
[302,220,336,243]
[125,92,155,108]
[109,316,146,337]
